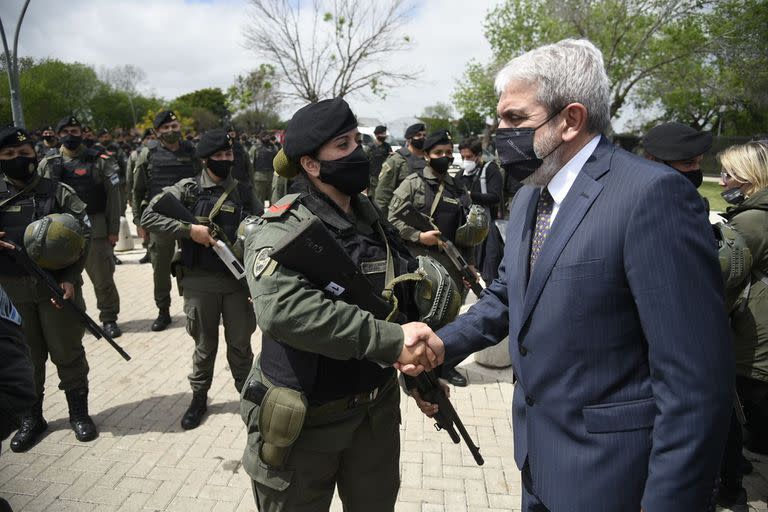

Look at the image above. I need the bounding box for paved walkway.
[1,232,767,511]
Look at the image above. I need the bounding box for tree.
[227,64,281,116]
[172,87,229,121]
[417,103,455,137]
[454,0,708,128]
[100,64,147,126]
[243,0,417,103]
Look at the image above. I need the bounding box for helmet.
[23,213,86,270]
[713,222,752,311]
[411,256,461,329]
[455,204,489,247]
[232,215,262,260]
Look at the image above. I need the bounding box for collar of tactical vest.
[199,169,234,189]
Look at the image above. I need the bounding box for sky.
[1,0,498,133]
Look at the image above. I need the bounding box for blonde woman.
[718,141,768,507]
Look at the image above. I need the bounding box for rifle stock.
[5,241,131,361]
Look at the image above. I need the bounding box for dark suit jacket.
[438,136,733,512]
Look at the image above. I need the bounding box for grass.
[699,180,729,213]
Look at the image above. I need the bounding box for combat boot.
[65,388,98,442]
[151,308,171,331]
[103,321,122,338]
[181,391,207,430]
[10,396,47,452]
[138,251,151,264]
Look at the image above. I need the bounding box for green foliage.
[171,87,229,120]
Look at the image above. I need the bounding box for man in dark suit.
[413,38,733,512]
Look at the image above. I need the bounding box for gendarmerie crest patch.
[252,248,275,278]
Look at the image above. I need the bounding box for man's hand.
[108,234,119,246]
[419,230,441,246]
[51,282,75,309]
[190,224,216,247]
[0,231,14,250]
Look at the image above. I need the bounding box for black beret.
[423,129,453,153]
[55,115,81,133]
[142,128,153,139]
[643,122,713,161]
[404,123,426,139]
[195,128,233,159]
[374,125,387,134]
[283,97,357,161]
[82,125,92,134]
[41,125,54,132]
[153,110,178,130]
[0,126,33,149]
[98,128,110,136]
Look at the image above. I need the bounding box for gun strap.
[374,222,400,322]
[0,174,41,210]
[207,179,239,223]
[429,182,445,220]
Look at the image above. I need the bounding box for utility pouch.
[257,386,308,468]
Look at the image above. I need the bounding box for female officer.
[240,98,440,512]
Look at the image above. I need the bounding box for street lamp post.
[0,0,32,128]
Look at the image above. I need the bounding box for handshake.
[394,322,445,376]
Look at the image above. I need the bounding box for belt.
[307,375,396,419]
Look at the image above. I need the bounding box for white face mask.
[461,160,477,172]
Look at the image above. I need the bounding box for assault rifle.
[269,216,484,466]
[153,192,246,280]
[392,202,484,297]
[5,241,131,361]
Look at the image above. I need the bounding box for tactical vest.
[260,185,415,404]
[147,142,197,198]
[179,179,248,275]
[0,177,56,276]
[253,143,278,174]
[417,170,464,242]
[368,142,391,176]
[231,142,251,183]
[50,150,106,214]
[397,147,426,175]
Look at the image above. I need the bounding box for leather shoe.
[10,414,47,453]
[138,251,151,264]
[112,254,123,265]
[716,484,747,509]
[103,321,122,338]
[65,388,98,442]
[181,392,208,430]
[151,308,171,331]
[444,368,468,387]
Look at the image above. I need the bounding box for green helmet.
[232,215,262,260]
[455,204,489,248]
[24,213,86,270]
[411,256,461,329]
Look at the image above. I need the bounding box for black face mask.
[83,138,96,148]
[318,145,370,196]
[376,135,387,142]
[61,134,82,151]
[207,159,233,179]
[410,138,425,150]
[161,131,182,145]
[430,156,453,175]
[678,169,703,188]
[1,155,37,181]
[43,135,56,144]
[495,108,564,181]
[722,186,746,205]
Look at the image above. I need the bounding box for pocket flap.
[551,258,604,281]
[582,397,656,433]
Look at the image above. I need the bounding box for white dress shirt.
[547,135,601,222]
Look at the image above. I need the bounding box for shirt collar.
[547,135,601,206]
[199,169,233,189]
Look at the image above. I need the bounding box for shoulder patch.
[262,193,301,219]
[252,248,275,278]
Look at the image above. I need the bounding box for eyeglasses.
[721,171,734,182]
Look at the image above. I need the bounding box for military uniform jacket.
[244,179,410,404]
[0,175,92,287]
[455,160,503,219]
[374,147,426,214]
[39,146,121,238]
[248,140,278,181]
[132,140,201,225]
[365,140,392,177]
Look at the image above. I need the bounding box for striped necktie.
[530,188,554,268]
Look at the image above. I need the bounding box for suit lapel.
[520,138,613,325]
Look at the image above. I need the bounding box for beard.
[522,125,565,187]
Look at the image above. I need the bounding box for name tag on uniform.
[442,197,459,205]
[2,206,21,213]
[109,174,121,186]
[324,282,345,296]
[220,205,235,213]
[361,260,387,275]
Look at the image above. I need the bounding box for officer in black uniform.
[365,125,393,199]
[226,125,256,205]
[141,129,260,430]
[374,122,427,217]
[133,110,202,331]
